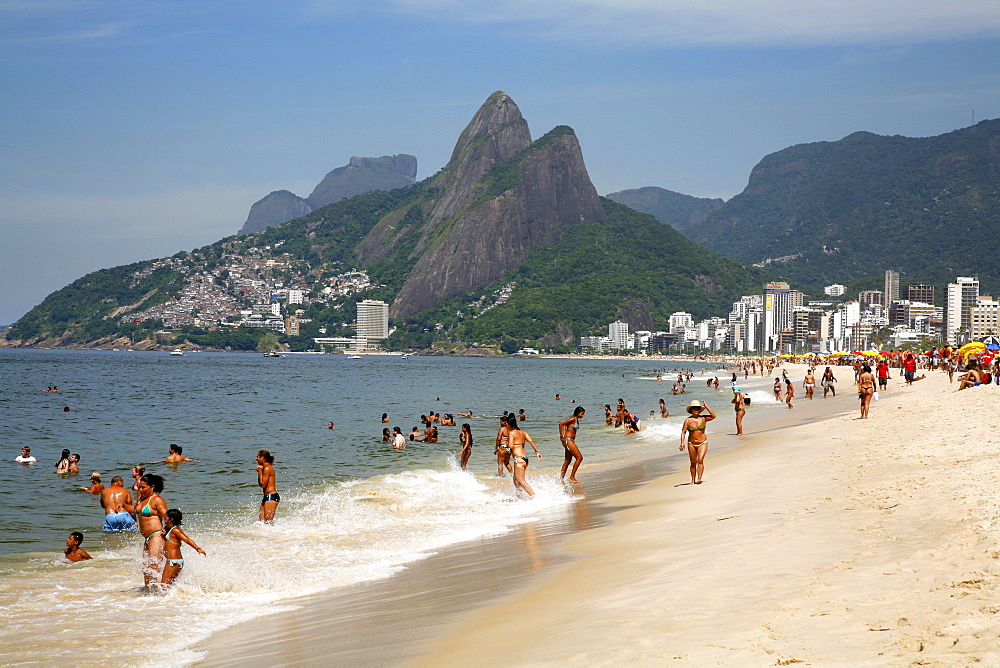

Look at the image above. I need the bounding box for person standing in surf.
[507,416,542,497]
[256,450,279,524]
[123,473,168,590]
[458,423,473,471]
[558,406,585,483]
[494,415,512,477]
[679,400,716,485]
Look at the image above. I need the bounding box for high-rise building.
[608,321,631,349]
[858,290,884,307]
[668,312,693,334]
[944,277,979,345]
[763,282,794,352]
[906,283,934,304]
[356,299,389,340]
[970,297,999,340]
[884,270,900,304]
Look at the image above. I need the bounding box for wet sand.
[195,370,842,665]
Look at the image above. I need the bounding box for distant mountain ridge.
[238,154,417,234]
[605,187,724,235]
[689,119,1000,297]
[4,91,762,350]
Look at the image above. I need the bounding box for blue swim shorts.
[104,510,138,532]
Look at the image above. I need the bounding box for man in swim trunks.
[101,476,138,531]
[803,368,816,399]
[256,450,279,524]
[558,406,585,483]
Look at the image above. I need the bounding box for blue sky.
[2,0,999,324]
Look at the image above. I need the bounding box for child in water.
[64,532,92,562]
[160,509,206,590]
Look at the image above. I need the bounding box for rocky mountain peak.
[428,91,533,224]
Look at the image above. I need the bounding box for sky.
[2,0,999,325]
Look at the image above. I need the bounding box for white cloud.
[374,0,1000,46]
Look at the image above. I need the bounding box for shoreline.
[421,366,1000,665]
[193,364,853,665]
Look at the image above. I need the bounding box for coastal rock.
[239,190,313,235]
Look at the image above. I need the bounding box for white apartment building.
[356,299,389,340]
[944,277,979,345]
[669,312,693,334]
[608,321,632,349]
[970,297,999,340]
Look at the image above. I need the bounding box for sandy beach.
[195,363,1000,666]
[420,364,1000,665]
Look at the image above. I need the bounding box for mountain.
[605,186,724,235]
[241,190,313,235]
[237,154,417,234]
[689,119,1000,297]
[306,155,417,210]
[3,91,763,350]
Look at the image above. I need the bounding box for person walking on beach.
[803,368,816,399]
[785,379,795,409]
[101,476,138,532]
[507,416,542,497]
[876,359,890,391]
[124,473,168,590]
[679,400,716,485]
[773,378,782,402]
[558,406,585,484]
[256,450,279,524]
[731,387,746,435]
[821,367,837,397]
[495,416,513,477]
[857,365,876,419]
[159,509,206,591]
[458,423,473,471]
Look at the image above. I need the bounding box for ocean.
[0,349,786,665]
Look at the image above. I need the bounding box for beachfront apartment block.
[356,299,389,340]
[969,297,999,340]
[884,270,900,304]
[944,277,980,345]
[608,320,632,349]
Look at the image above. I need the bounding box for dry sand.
[421,365,1000,665]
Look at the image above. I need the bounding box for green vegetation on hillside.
[6,263,185,342]
[692,119,1000,298]
[385,199,764,347]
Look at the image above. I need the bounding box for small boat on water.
[347,355,362,359]
[262,352,285,358]
[169,349,186,356]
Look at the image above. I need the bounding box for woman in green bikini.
[679,400,716,485]
[126,473,168,591]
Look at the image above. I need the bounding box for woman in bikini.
[126,473,168,591]
[558,406,585,483]
[54,449,71,475]
[658,398,669,418]
[731,387,746,435]
[494,415,513,477]
[772,378,782,402]
[458,423,473,471]
[603,404,613,426]
[857,364,876,419]
[506,416,542,497]
[679,400,716,485]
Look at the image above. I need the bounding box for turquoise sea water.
[0,349,784,665]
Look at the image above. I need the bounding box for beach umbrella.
[958,341,986,355]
